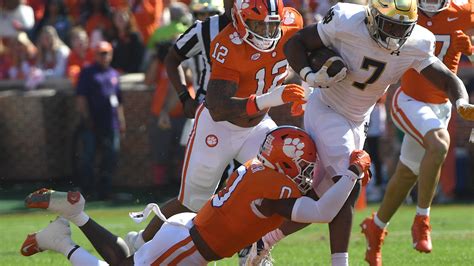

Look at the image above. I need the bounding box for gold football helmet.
[366,0,418,51]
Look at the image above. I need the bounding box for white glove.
[300,65,347,88]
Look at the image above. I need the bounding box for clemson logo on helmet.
[282,138,305,158]
[206,134,218,147]
[261,134,275,156]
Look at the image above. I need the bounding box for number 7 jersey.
[314,3,439,122]
[209,7,303,98]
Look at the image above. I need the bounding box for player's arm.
[205,79,254,121]
[284,24,325,75]
[421,60,474,120]
[164,48,198,118]
[284,24,346,87]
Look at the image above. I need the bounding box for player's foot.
[25,188,85,220]
[245,239,273,266]
[360,214,387,266]
[21,217,75,256]
[411,215,432,253]
[238,244,252,266]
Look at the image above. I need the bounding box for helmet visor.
[245,19,281,39]
[376,15,415,41]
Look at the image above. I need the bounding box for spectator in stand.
[147,40,191,188]
[31,0,71,44]
[64,0,85,25]
[26,0,46,22]
[67,26,94,84]
[8,32,37,80]
[76,41,126,200]
[80,0,113,37]
[0,0,35,38]
[110,8,144,73]
[36,25,70,78]
[0,39,11,80]
[147,2,192,50]
[108,0,163,44]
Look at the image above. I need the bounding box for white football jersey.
[314,3,439,122]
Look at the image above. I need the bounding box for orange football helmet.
[258,126,318,194]
[232,0,284,52]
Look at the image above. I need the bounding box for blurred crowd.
[0,0,472,201]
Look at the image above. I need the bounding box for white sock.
[262,228,285,248]
[68,246,109,266]
[69,212,90,227]
[374,213,388,229]
[416,206,430,216]
[331,252,348,266]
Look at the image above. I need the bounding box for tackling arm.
[205,79,254,121]
[267,170,359,223]
[421,61,474,120]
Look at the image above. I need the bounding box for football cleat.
[412,215,432,253]
[21,217,75,256]
[124,230,145,254]
[245,239,273,266]
[360,214,387,266]
[25,188,85,220]
[238,244,253,266]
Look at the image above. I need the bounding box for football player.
[20,126,372,265]
[253,0,474,265]
[126,0,309,255]
[360,0,474,265]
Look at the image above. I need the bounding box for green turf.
[0,203,473,266]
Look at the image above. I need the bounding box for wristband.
[178,90,192,104]
[456,98,468,109]
[246,94,259,115]
[299,67,313,82]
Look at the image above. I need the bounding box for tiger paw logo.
[206,134,218,147]
[283,10,296,25]
[283,138,305,158]
[229,32,243,45]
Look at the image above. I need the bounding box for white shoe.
[25,188,85,220]
[21,217,75,256]
[124,230,145,254]
[245,239,273,266]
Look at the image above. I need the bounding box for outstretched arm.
[421,60,473,120]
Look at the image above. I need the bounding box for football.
[308,47,346,78]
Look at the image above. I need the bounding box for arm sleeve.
[174,22,203,58]
[290,171,358,223]
[316,4,341,48]
[411,30,439,73]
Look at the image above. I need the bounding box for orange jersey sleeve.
[194,159,302,258]
[209,7,303,98]
[401,0,474,103]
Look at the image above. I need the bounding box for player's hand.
[291,102,304,116]
[281,84,307,103]
[350,149,372,186]
[183,98,198,119]
[306,66,347,88]
[253,84,306,113]
[453,30,473,56]
[456,98,474,121]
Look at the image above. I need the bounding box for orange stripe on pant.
[392,88,425,147]
[179,104,205,203]
[168,245,198,265]
[151,236,193,265]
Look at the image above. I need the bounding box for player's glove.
[300,65,347,88]
[452,30,473,56]
[456,98,474,121]
[246,84,306,115]
[350,149,372,186]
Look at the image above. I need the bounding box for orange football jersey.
[193,159,302,258]
[209,7,303,98]
[401,0,474,104]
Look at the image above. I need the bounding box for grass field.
[0,202,473,266]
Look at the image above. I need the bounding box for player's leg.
[22,189,130,265]
[131,106,236,248]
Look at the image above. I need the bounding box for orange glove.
[350,149,372,186]
[281,84,306,103]
[291,101,305,116]
[453,30,473,55]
